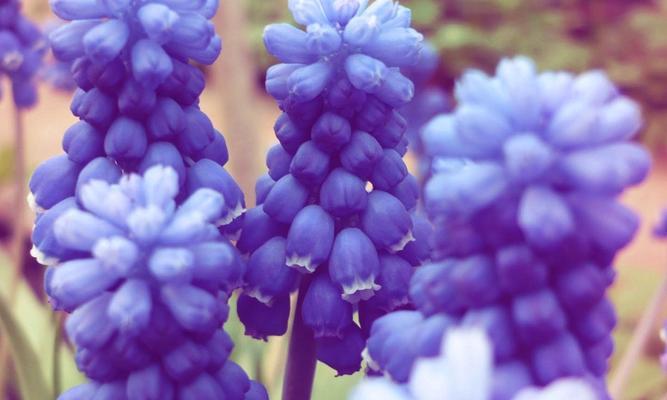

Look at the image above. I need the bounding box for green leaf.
[0,255,84,396]
[0,293,51,400]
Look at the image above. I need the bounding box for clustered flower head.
[353,327,598,400]
[44,166,266,399]
[236,0,431,375]
[364,57,651,399]
[0,0,45,108]
[27,0,261,398]
[30,0,244,262]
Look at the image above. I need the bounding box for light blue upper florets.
[422,56,651,259]
[44,166,263,399]
[50,0,220,87]
[265,0,423,107]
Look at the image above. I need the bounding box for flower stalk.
[282,277,317,400]
[610,271,667,398]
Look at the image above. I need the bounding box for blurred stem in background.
[215,0,262,202]
[0,101,27,397]
[51,313,64,398]
[283,278,316,400]
[610,271,667,398]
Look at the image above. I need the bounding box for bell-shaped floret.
[361,191,413,252]
[302,274,354,338]
[329,228,380,303]
[237,294,290,341]
[286,205,335,273]
[244,237,299,304]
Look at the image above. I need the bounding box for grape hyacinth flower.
[27,0,259,398]
[31,0,244,264]
[49,166,263,399]
[352,328,598,400]
[365,57,651,399]
[0,0,45,107]
[237,0,428,377]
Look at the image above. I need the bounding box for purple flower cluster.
[28,1,263,398]
[365,57,651,399]
[0,0,44,108]
[236,0,430,375]
[45,166,265,399]
[30,0,244,260]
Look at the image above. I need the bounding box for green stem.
[282,278,316,400]
[610,271,667,398]
[52,313,64,398]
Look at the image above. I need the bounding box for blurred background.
[0,0,666,399]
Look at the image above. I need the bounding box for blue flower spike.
[29,0,260,398]
[0,0,45,107]
[31,0,243,266]
[238,0,426,376]
[364,57,650,399]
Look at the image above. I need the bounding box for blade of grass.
[0,292,51,400]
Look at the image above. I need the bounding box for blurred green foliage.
[0,254,84,398]
[244,0,667,151]
[0,146,15,184]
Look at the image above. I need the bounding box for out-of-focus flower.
[352,328,598,400]
[49,0,220,86]
[238,0,428,375]
[39,19,76,92]
[657,212,667,373]
[654,209,667,238]
[0,0,45,107]
[366,57,650,399]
